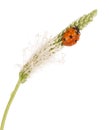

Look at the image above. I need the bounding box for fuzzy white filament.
[19,36,63,83]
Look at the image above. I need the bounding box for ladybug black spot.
[69,35,73,38]
[63,38,66,41]
[75,40,77,42]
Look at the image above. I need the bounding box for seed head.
[19,9,97,83]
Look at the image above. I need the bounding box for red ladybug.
[62,26,80,46]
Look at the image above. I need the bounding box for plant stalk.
[0,78,21,130]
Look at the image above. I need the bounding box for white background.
[0,0,109,130]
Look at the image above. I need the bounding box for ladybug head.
[73,26,80,34]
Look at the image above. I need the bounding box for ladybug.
[62,26,80,46]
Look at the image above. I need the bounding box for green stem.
[0,78,21,130]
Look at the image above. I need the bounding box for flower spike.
[19,9,97,83]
